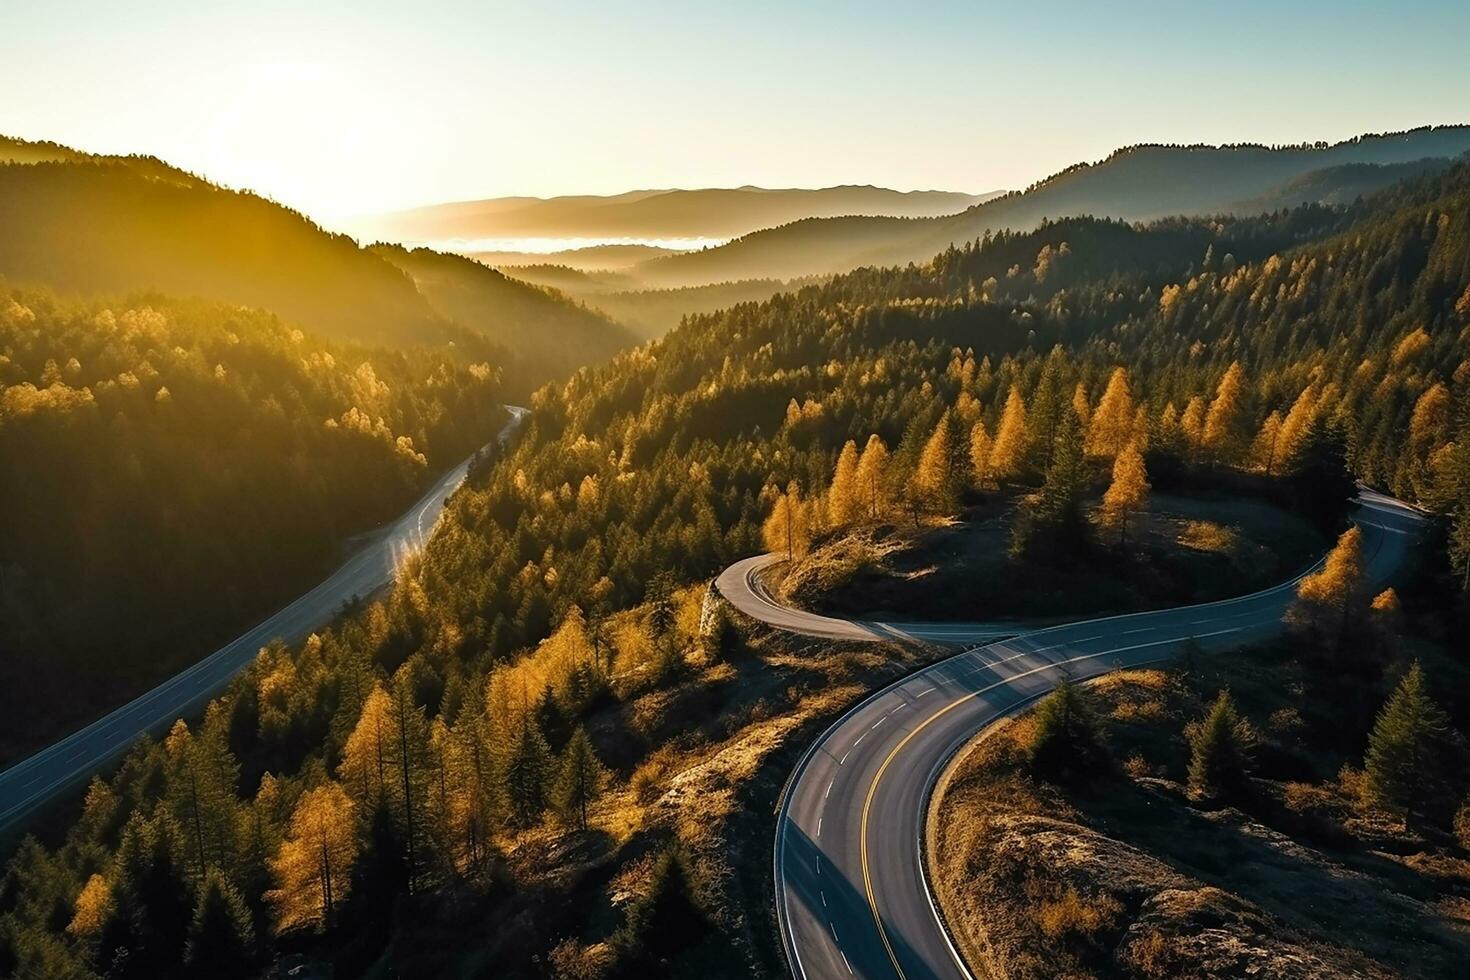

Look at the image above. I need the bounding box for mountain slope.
[372,245,639,383]
[353,185,997,242]
[632,125,1470,286]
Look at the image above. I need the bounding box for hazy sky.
[3,0,1467,224]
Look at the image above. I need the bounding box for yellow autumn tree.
[67,873,113,938]
[1086,367,1135,459]
[1180,395,1207,456]
[338,683,393,808]
[989,385,1028,481]
[969,420,993,489]
[854,434,891,522]
[1099,441,1150,543]
[1251,411,1284,475]
[1203,362,1247,463]
[1071,381,1091,430]
[1276,383,1320,468]
[762,481,810,562]
[910,412,959,515]
[827,440,861,528]
[1291,526,1367,637]
[268,782,358,933]
[1409,383,1450,452]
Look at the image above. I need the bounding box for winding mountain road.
[0,406,528,832]
[754,490,1422,980]
[716,555,1021,645]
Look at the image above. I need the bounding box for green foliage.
[1028,680,1108,782]
[1013,405,1091,559]
[183,871,254,979]
[554,728,608,830]
[1362,663,1452,822]
[612,846,708,976]
[504,721,554,828]
[1187,691,1255,801]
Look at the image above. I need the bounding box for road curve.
[0,406,529,831]
[716,554,1021,645]
[772,491,1422,980]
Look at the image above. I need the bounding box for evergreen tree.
[183,870,254,979]
[1362,663,1451,824]
[1287,418,1356,532]
[1014,405,1089,557]
[535,684,571,754]
[504,720,553,828]
[1187,690,1254,800]
[101,812,193,978]
[613,846,708,975]
[1028,679,1107,782]
[554,728,608,831]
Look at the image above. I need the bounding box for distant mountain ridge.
[628,125,1470,287]
[350,184,1001,243]
[0,134,633,394]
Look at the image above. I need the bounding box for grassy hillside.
[633,126,1470,286]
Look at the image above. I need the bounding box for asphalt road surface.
[770,491,1422,980]
[716,554,1021,645]
[0,406,528,832]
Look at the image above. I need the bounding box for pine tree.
[1203,361,1247,463]
[504,719,553,828]
[827,439,861,528]
[554,728,607,831]
[854,434,891,522]
[1361,663,1451,824]
[184,870,254,979]
[1100,441,1150,543]
[102,812,193,977]
[267,782,357,934]
[1187,690,1254,800]
[989,385,1028,481]
[1086,367,1135,459]
[969,420,992,489]
[1028,680,1107,782]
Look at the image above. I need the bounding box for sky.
[3,0,1468,225]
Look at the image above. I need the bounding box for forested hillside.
[0,289,506,762]
[0,137,636,393]
[631,126,1470,286]
[5,158,1469,979]
[371,246,637,382]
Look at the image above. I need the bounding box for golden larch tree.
[827,440,861,528]
[762,481,810,562]
[989,385,1028,481]
[1409,383,1450,452]
[268,782,358,933]
[1086,367,1135,459]
[1251,411,1284,475]
[854,434,891,522]
[1071,382,1091,430]
[969,420,993,489]
[1203,361,1247,462]
[1100,441,1150,543]
[910,413,959,514]
[1180,396,1207,455]
[1291,525,1367,637]
[338,683,393,808]
[1276,383,1319,468]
